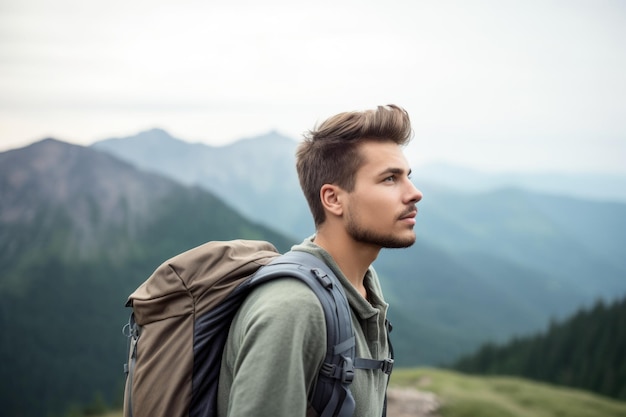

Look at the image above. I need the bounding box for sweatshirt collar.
[291,236,388,320]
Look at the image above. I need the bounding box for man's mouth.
[398,206,418,220]
[398,207,418,225]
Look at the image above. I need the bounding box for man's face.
[342,140,423,249]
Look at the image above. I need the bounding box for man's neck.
[313,229,380,299]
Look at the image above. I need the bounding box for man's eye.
[384,176,396,182]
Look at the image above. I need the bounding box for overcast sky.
[1,0,625,173]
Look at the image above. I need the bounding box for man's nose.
[407,181,423,204]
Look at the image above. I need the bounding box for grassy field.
[390,367,626,417]
[98,368,626,417]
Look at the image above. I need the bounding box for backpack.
[122,239,394,417]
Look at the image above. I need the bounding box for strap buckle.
[381,358,394,375]
[320,356,355,384]
[311,267,333,288]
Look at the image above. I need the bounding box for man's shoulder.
[249,276,322,298]
[240,277,326,319]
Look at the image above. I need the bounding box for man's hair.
[296,104,413,227]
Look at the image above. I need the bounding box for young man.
[217,105,423,417]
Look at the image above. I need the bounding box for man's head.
[296,104,414,228]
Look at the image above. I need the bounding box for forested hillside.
[451,296,626,400]
[0,139,293,417]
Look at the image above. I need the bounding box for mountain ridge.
[413,161,626,203]
[0,138,294,417]
[92,128,626,202]
[91,128,626,341]
[93,128,310,236]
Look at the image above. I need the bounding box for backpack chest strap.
[354,357,394,375]
[319,355,394,383]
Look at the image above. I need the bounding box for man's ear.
[320,184,343,216]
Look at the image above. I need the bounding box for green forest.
[451,296,626,400]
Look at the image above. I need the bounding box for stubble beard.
[345,211,416,249]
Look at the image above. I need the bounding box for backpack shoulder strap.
[249,250,356,417]
[249,250,392,417]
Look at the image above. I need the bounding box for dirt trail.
[386,387,441,417]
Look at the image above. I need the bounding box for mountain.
[412,162,626,203]
[93,129,626,345]
[450,296,626,401]
[0,139,293,417]
[410,183,626,298]
[93,128,311,238]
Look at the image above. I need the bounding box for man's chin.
[347,225,416,249]
[386,239,415,249]
[380,233,416,249]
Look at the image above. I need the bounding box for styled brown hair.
[296,104,413,227]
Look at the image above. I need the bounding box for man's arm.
[218,278,327,417]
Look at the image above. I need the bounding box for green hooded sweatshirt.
[217,237,391,417]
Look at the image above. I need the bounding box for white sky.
[1,0,625,173]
